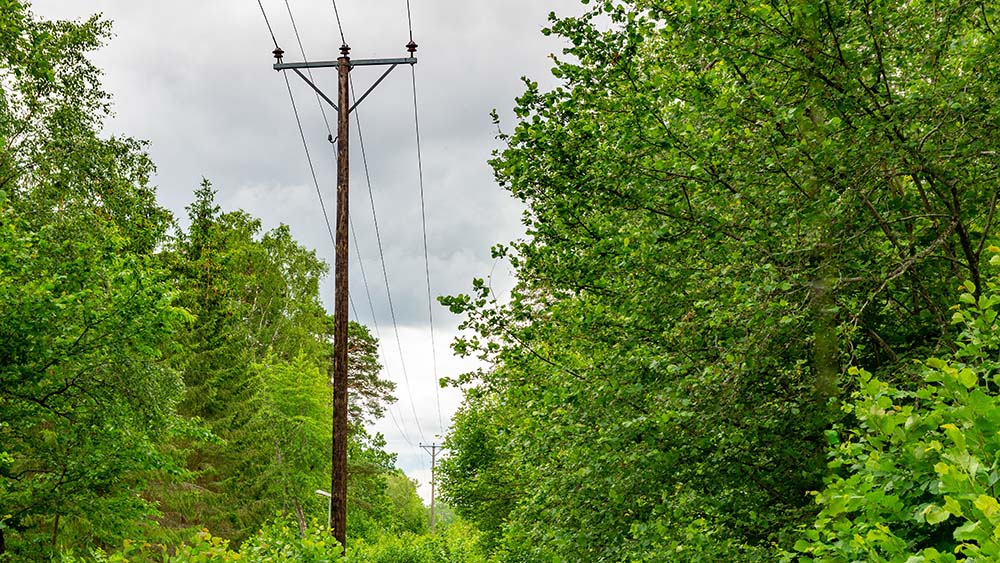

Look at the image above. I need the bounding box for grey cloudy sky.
[28,0,583,500]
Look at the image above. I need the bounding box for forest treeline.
[440,0,1000,562]
[4,0,1000,562]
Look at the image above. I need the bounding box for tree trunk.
[294,500,307,537]
[51,514,60,550]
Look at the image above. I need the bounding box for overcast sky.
[28,0,583,502]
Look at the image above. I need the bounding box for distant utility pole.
[272,40,418,549]
[420,443,444,533]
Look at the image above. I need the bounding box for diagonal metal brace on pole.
[292,68,339,111]
[349,64,397,113]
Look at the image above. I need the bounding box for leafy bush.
[240,519,342,563]
[793,261,1000,562]
[348,523,485,563]
[60,518,485,563]
[61,519,343,562]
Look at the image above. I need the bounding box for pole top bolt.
[340,44,351,57]
[272,47,284,62]
[406,40,418,54]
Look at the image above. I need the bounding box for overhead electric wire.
[408,65,445,433]
[280,73,339,272]
[404,0,414,42]
[256,0,279,49]
[398,0,445,436]
[283,0,365,326]
[284,0,334,133]
[261,0,434,445]
[350,76,427,443]
[348,202,419,448]
[284,0,425,444]
[330,0,347,46]
[282,67,362,324]
[283,1,383,333]
[388,404,416,448]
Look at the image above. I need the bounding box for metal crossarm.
[276,57,416,114]
[273,56,417,71]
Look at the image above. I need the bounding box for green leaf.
[954,521,988,543]
[974,495,1000,518]
[957,369,978,389]
[924,505,951,525]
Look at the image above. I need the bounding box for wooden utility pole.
[330,43,351,549]
[420,443,443,533]
[273,40,418,550]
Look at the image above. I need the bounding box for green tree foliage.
[236,354,333,536]
[0,1,185,557]
[154,183,400,544]
[385,473,429,535]
[442,0,1000,560]
[794,266,1000,562]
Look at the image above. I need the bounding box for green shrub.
[60,518,343,562]
[348,522,485,563]
[793,263,1000,562]
[240,519,342,562]
[59,517,489,563]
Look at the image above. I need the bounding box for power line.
[350,76,427,443]
[349,294,360,322]
[348,203,419,448]
[409,65,445,433]
[404,0,414,42]
[388,403,416,447]
[260,0,432,444]
[284,0,334,135]
[330,0,347,46]
[284,0,424,444]
[261,0,350,428]
[280,72,338,265]
[281,67,362,343]
[283,1,371,328]
[256,0,279,49]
